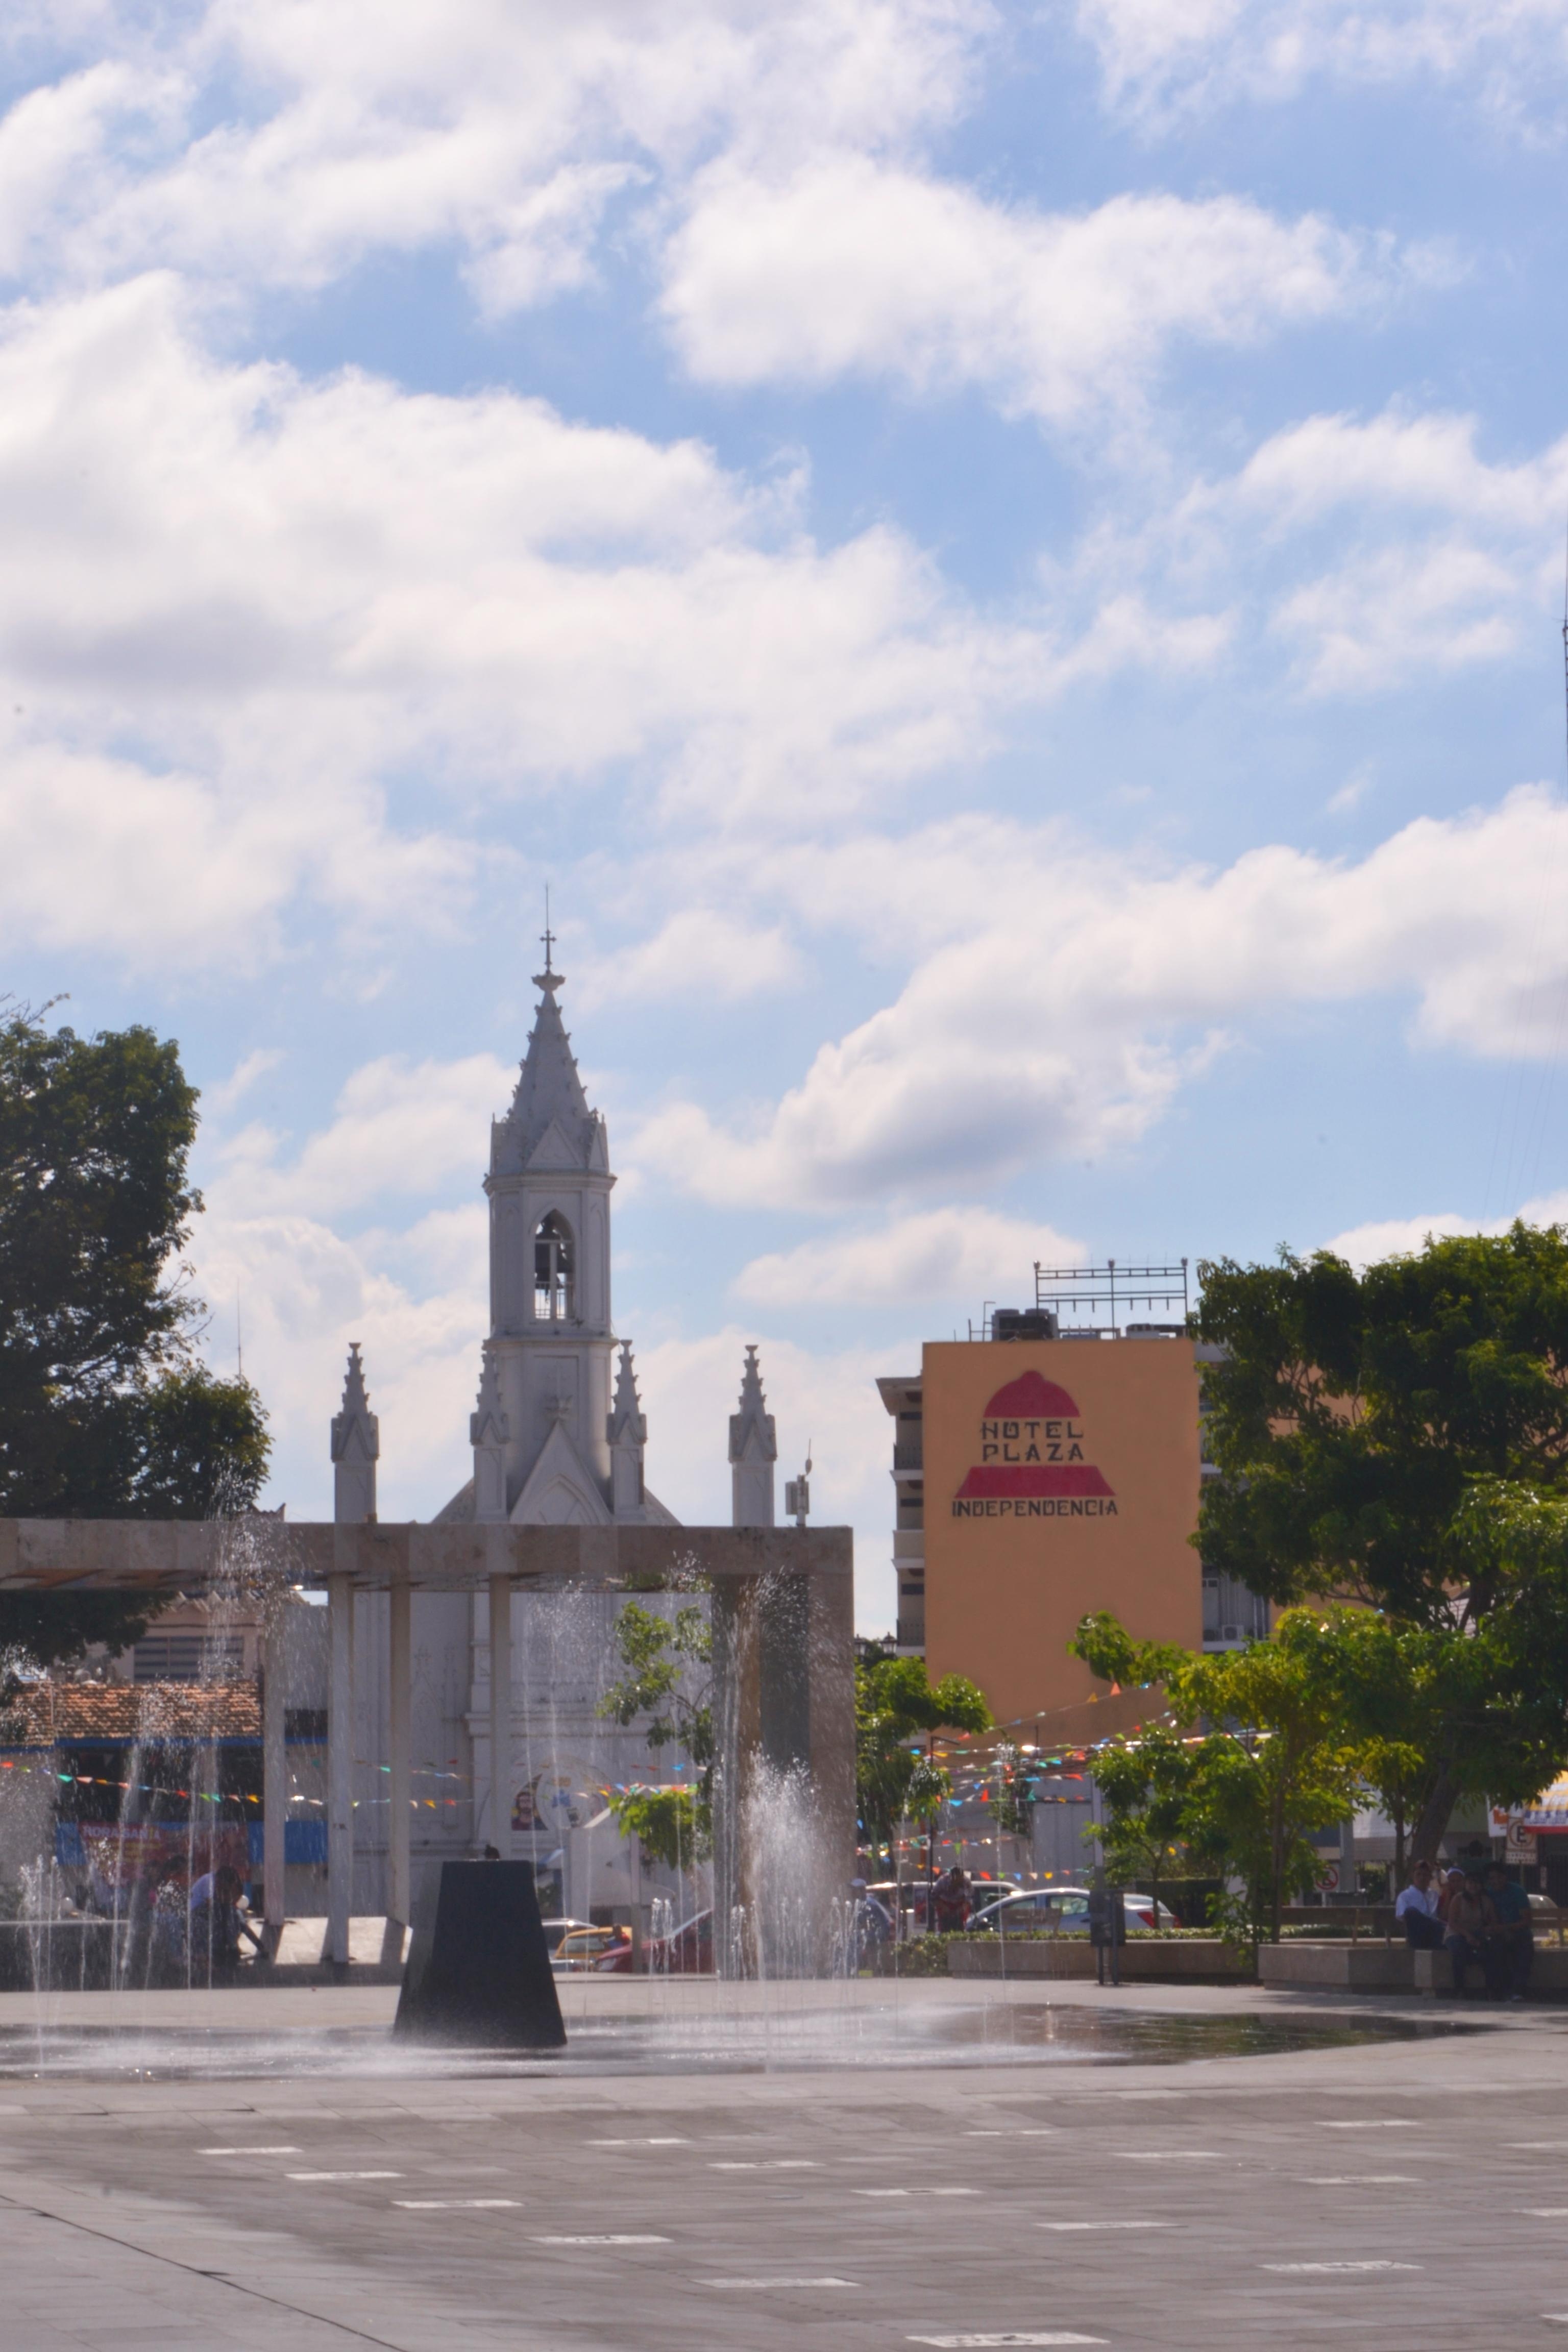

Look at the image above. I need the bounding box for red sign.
[953,1369,1118,1520]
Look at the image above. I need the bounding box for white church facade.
[321,945,785,1921]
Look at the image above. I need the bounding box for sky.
[7,0,1568,1634]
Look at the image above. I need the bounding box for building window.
[533,1212,575,1321]
[132,1635,244,1683]
[1201,1570,1269,1649]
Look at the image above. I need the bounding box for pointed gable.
[524,1115,584,1173]
[510,1418,614,1527]
[495,971,603,1175]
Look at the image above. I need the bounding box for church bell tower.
[452,924,672,1527]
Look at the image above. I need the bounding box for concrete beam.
[0,1519,852,1592]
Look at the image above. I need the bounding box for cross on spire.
[533,885,564,995]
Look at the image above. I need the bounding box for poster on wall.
[58,1821,251,1894]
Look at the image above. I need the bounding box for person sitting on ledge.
[1484,1862,1533,2002]
[1444,1870,1504,1997]
[187,1866,264,1981]
[1394,1858,1446,1951]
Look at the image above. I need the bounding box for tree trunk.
[1269,1787,1285,1944]
[1409,1770,1459,1868]
[1392,1801,1406,1891]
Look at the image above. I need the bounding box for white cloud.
[217,1051,513,1219]
[1121,406,1568,697]
[634,786,1568,1208]
[189,1199,485,1521]
[1073,0,1568,127]
[734,1207,1082,1307]
[1318,1209,1478,1266]
[632,1324,903,1632]
[0,735,467,972]
[662,161,1386,423]
[0,276,1100,968]
[0,0,992,302]
[1272,539,1521,694]
[204,1047,284,1116]
[576,909,802,1009]
[1322,1185,1568,1268]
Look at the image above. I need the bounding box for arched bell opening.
[533,1211,575,1322]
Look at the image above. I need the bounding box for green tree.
[1196,1228,1568,1854]
[598,1599,715,1863]
[990,1741,1036,1839]
[855,1647,991,1851]
[0,1005,270,1669]
[1086,1725,1200,1927]
[1073,1610,1363,1941]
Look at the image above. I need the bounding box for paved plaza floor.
[2,1975,1567,2350]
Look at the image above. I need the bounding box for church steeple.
[468,946,618,1522]
[331,1342,379,1524]
[729,1344,777,1528]
[430,941,678,1531]
[497,960,602,1173]
[607,1342,648,1517]
[470,1350,509,1523]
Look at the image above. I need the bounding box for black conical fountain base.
[394,1859,566,2048]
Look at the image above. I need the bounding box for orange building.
[878,1265,1269,1727]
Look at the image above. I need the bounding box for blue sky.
[7,0,1568,1631]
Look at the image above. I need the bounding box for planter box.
[948,1938,1250,1984]
[1258,1940,1414,1991]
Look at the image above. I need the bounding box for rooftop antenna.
[236,1294,243,1381]
[541,883,555,978]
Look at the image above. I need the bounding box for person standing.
[933,1865,971,1934]
[1484,1863,1533,2001]
[1394,1859,1446,1951]
[1087,1871,1124,1987]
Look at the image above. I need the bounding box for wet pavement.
[1,1978,1565,2349]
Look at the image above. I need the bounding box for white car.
[968,1886,1179,1934]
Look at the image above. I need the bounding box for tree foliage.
[599,1599,715,1862]
[1196,1227,1568,1625]
[0,1006,270,1668]
[1073,1610,1364,1941]
[855,1646,991,1848]
[1195,1229,1568,1855]
[1086,1726,1202,1925]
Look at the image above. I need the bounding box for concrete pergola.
[0,1520,855,1969]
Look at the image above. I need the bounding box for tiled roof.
[6,1680,261,1745]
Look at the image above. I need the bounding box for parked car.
[968,1886,1179,1935]
[866,1876,1014,1933]
[597,1908,715,1974]
[540,1917,591,1958]
[553,1923,631,1973]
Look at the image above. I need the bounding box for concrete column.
[262,1604,287,1945]
[488,1573,511,1860]
[327,1571,354,1967]
[388,1572,412,1928]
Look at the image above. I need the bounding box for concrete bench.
[263,1915,410,1982]
[1258,1940,1415,1991]
[1412,1943,1568,1997]
[948,1937,1251,1984]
